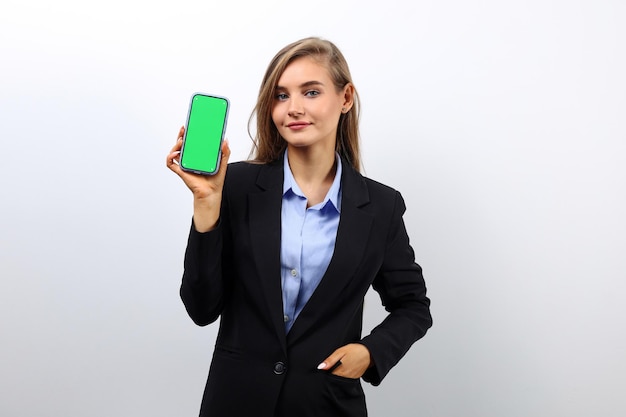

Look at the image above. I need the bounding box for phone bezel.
[180,92,230,176]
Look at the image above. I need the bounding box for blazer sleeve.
[179,190,233,326]
[359,191,432,385]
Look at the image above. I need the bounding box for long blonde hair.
[248,37,362,171]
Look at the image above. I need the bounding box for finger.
[169,138,183,155]
[170,126,184,151]
[167,126,186,168]
[166,150,182,172]
[327,359,343,373]
[169,128,184,153]
[317,352,344,371]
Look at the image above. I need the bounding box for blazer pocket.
[213,344,244,361]
[322,372,367,416]
[325,372,363,399]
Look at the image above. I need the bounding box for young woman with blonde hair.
[167,37,432,417]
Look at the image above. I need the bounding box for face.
[271,56,351,153]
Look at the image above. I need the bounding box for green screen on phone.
[180,94,229,175]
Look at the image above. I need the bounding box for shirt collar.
[282,150,342,213]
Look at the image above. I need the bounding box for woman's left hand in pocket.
[317,343,372,379]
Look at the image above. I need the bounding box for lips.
[286,122,310,130]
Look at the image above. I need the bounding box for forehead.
[277,56,332,87]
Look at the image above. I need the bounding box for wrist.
[192,194,222,233]
[193,191,222,206]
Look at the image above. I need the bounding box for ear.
[341,83,355,112]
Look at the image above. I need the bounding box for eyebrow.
[275,80,325,91]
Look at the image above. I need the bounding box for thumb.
[212,139,231,181]
[221,139,231,162]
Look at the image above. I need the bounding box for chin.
[283,137,315,148]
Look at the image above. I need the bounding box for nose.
[287,97,304,117]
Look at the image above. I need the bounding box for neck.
[287,145,337,206]
[287,145,336,182]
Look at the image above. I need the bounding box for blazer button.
[273,362,286,375]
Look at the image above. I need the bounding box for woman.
[167,37,432,417]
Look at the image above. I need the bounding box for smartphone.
[180,93,229,175]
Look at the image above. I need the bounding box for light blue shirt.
[280,151,342,333]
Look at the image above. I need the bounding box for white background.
[1,1,625,416]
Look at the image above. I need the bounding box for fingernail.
[317,362,326,370]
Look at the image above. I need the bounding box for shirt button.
[290,269,297,277]
[283,315,289,323]
[273,362,286,375]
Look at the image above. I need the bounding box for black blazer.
[180,157,432,417]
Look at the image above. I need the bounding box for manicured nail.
[317,362,326,370]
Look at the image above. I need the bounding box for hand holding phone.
[180,93,229,175]
[167,124,231,232]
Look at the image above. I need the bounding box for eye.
[275,93,289,101]
[304,90,320,97]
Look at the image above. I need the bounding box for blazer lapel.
[287,161,373,344]
[248,161,288,352]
